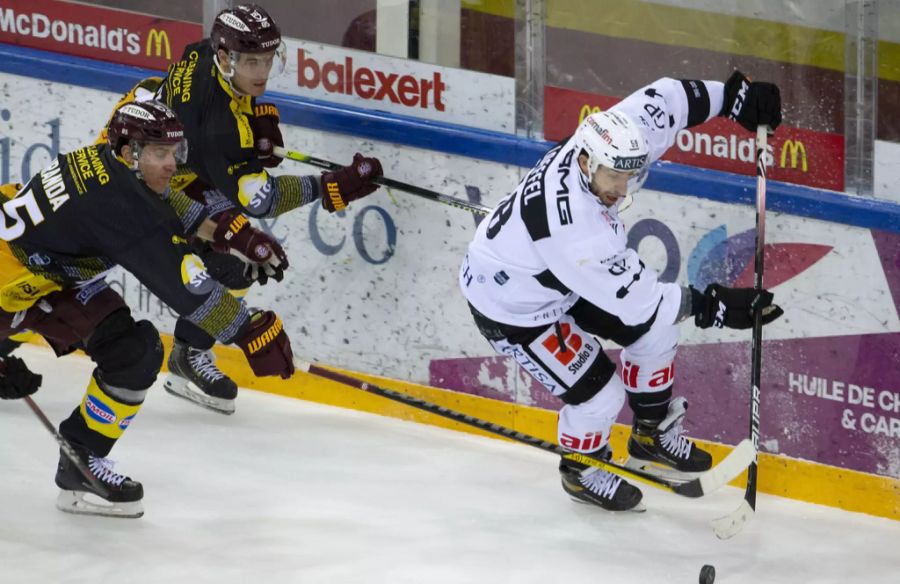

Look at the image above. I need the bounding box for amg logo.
[556,148,573,225]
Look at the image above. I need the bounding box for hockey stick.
[712,125,769,539]
[297,360,755,499]
[273,146,492,216]
[23,395,109,498]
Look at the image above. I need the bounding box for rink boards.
[0,50,897,520]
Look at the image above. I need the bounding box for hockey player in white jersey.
[460,71,784,511]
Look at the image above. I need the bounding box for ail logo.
[560,432,604,452]
[621,361,675,390]
[541,323,582,366]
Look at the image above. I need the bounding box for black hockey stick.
[297,360,755,499]
[712,125,769,539]
[23,395,109,498]
[273,146,492,216]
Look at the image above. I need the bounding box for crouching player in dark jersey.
[0,101,294,518]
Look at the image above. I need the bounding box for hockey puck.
[699,564,716,584]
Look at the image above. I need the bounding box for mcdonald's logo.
[578,104,603,124]
[780,139,808,172]
[146,29,171,60]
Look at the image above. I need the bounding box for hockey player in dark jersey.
[0,101,295,518]
[100,4,384,413]
[460,72,784,511]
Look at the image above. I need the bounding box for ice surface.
[1,344,897,583]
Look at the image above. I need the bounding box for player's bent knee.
[87,311,164,390]
[558,351,617,405]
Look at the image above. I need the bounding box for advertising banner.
[266,39,517,133]
[0,0,200,71]
[545,85,845,191]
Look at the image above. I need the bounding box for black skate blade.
[56,491,143,519]
[566,496,647,513]
[164,378,235,415]
[622,457,699,484]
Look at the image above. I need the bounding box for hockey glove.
[235,311,294,379]
[0,355,42,400]
[210,210,289,284]
[251,103,284,168]
[692,284,784,330]
[320,153,384,213]
[721,70,782,132]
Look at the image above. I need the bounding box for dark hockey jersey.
[0,144,249,344]
[159,42,269,212]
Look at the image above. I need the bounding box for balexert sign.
[297,49,447,111]
[266,39,516,133]
[0,0,201,70]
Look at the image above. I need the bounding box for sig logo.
[145,28,171,59]
[180,254,215,295]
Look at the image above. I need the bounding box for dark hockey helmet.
[212,4,282,54]
[107,100,188,165]
[211,4,286,80]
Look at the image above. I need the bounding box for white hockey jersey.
[460,77,725,329]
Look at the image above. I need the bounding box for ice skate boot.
[559,446,645,512]
[54,444,143,519]
[164,340,237,414]
[627,397,712,478]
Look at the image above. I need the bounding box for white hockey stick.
[712,125,769,539]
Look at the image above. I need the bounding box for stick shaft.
[298,362,721,497]
[745,125,769,510]
[274,146,491,216]
[23,395,109,497]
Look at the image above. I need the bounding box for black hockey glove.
[251,103,284,168]
[721,70,782,132]
[692,284,784,330]
[0,355,42,400]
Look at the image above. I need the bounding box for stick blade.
[698,439,756,494]
[712,498,755,539]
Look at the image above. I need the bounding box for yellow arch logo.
[578,104,603,124]
[780,140,808,172]
[146,29,171,60]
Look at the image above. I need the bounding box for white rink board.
[0,72,898,386]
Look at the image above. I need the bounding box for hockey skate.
[54,444,144,519]
[164,340,237,414]
[626,397,712,481]
[559,447,645,512]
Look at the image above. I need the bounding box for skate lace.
[88,456,127,487]
[659,419,693,460]
[188,350,225,382]
[581,469,622,500]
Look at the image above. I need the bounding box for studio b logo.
[541,323,582,366]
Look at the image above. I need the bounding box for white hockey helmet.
[574,110,649,178]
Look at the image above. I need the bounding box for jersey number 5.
[0,188,45,241]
